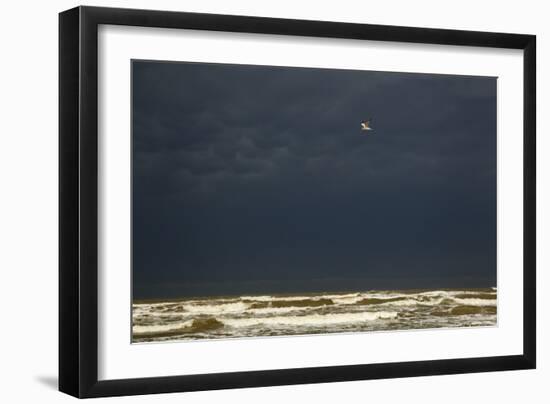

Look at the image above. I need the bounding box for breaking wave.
[132,288,496,342]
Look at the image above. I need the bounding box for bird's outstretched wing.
[361,120,373,130]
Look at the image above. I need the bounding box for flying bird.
[361,119,373,131]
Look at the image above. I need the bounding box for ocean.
[132,288,497,343]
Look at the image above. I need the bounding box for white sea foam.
[320,293,361,299]
[360,292,408,299]
[240,295,274,301]
[133,320,194,335]
[181,301,250,314]
[223,311,398,328]
[134,311,186,319]
[242,293,360,303]
[246,306,315,315]
[379,298,420,306]
[331,295,365,305]
[452,298,496,306]
[265,295,328,302]
[134,301,186,308]
[416,290,453,297]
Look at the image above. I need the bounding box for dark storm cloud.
[132,60,496,299]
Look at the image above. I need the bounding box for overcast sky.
[132,60,496,299]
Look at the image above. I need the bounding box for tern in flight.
[361,119,373,131]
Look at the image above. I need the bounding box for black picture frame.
[59,5,536,398]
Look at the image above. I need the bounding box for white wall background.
[0,0,547,402]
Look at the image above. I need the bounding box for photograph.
[54,2,537,399]
[131,60,497,343]
[0,0,541,401]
